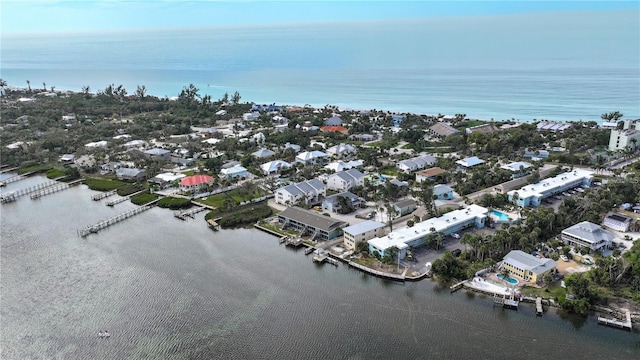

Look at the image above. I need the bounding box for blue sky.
[2,0,639,34]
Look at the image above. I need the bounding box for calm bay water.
[1,175,639,359]
[2,10,639,121]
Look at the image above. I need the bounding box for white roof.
[343,220,386,236]
[507,169,593,199]
[154,172,186,182]
[260,160,291,173]
[221,165,248,175]
[500,161,532,172]
[85,140,108,148]
[325,160,363,172]
[369,205,488,252]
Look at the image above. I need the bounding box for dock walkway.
[536,297,543,316]
[92,189,118,201]
[0,171,37,186]
[106,190,148,207]
[174,206,207,220]
[597,309,632,330]
[78,199,159,237]
[30,179,83,200]
[1,180,58,202]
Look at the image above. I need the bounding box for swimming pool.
[497,273,519,285]
[490,209,511,222]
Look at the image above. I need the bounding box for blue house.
[433,184,454,200]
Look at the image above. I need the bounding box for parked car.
[560,255,569,262]
[452,233,461,239]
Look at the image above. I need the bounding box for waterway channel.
[1,175,638,359]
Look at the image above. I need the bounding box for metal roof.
[278,207,348,232]
[503,250,556,274]
[343,220,386,236]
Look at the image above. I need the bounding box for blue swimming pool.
[497,273,519,285]
[490,209,511,221]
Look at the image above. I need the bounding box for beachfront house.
[278,207,348,241]
[368,205,488,259]
[326,169,365,192]
[608,119,640,151]
[561,221,615,252]
[501,250,556,283]
[396,155,436,173]
[343,220,386,250]
[275,179,326,206]
[507,169,593,207]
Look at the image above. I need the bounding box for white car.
[560,255,569,262]
[452,233,461,239]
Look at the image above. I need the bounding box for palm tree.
[0,79,7,87]
[42,82,46,91]
[26,80,31,92]
[136,85,147,98]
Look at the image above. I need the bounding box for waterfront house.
[322,192,363,214]
[507,169,593,207]
[260,160,291,176]
[179,174,214,192]
[429,123,460,137]
[343,220,386,250]
[391,199,417,217]
[144,148,171,161]
[500,161,532,179]
[275,179,326,206]
[368,205,488,259]
[149,172,186,188]
[116,168,147,182]
[396,155,436,173]
[100,161,123,174]
[465,123,499,135]
[220,165,249,179]
[536,121,572,132]
[59,154,75,164]
[501,250,556,283]
[326,143,357,157]
[278,207,348,241]
[456,156,485,171]
[561,221,615,252]
[326,169,365,192]
[415,167,447,183]
[433,184,454,200]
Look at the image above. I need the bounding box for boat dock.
[0,191,17,203]
[493,293,519,310]
[535,297,543,316]
[312,253,339,266]
[78,199,159,237]
[285,237,304,247]
[450,280,467,292]
[207,218,220,230]
[174,206,207,220]
[597,309,632,331]
[0,166,19,174]
[0,180,58,202]
[30,179,83,200]
[92,189,118,201]
[304,246,315,255]
[0,171,37,186]
[106,190,148,207]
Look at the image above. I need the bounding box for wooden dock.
[0,171,34,186]
[285,237,304,247]
[304,246,315,255]
[174,206,207,220]
[30,179,83,200]
[535,297,543,316]
[207,218,220,230]
[0,191,17,203]
[92,189,118,201]
[0,166,19,174]
[597,309,632,330]
[0,180,58,202]
[78,199,159,237]
[106,190,148,207]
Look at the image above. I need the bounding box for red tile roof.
[321,126,348,133]
[180,174,214,186]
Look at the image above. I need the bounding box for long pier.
[174,206,207,220]
[0,180,58,201]
[597,309,632,330]
[30,179,83,200]
[0,166,19,174]
[106,190,148,207]
[78,199,159,237]
[92,189,118,201]
[0,171,38,186]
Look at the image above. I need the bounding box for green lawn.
[379,166,399,176]
[85,177,126,191]
[520,283,566,300]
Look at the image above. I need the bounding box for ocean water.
[1,10,639,121]
[1,175,639,359]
